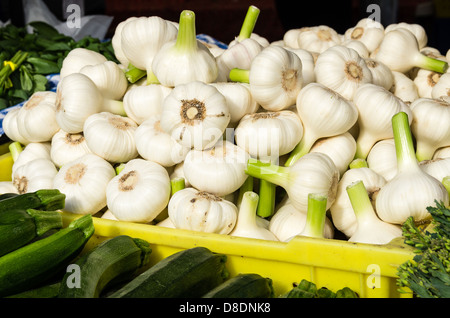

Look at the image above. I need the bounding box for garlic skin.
[283,28,305,49]
[209,82,259,125]
[80,61,128,102]
[2,107,30,145]
[134,114,190,167]
[286,82,358,164]
[385,22,428,49]
[120,16,178,77]
[54,154,115,215]
[314,45,373,100]
[329,167,386,237]
[59,48,108,79]
[216,38,263,82]
[365,58,394,90]
[342,39,370,58]
[168,187,238,234]
[230,191,278,241]
[123,84,172,125]
[297,25,341,53]
[15,91,59,143]
[83,112,138,163]
[366,139,398,182]
[0,182,18,194]
[12,142,51,176]
[375,112,449,224]
[432,72,450,103]
[183,140,249,196]
[390,71,419,103]
[414,69,442,98]
[344,18,385,53]
[268,202,334,242]
[248,45,303,111]
[284,48,316,85]
[111,17,138,67]
[230,33,270,48]
[55,73,103,134]
[13,158,57,194]
[107,158,171,223]
[434,146,450,159]
[234,110,303,163]
[309,132,357,176]
[410,98,450,161]
[50,130,92,168]
[353,83,412,159]
[160,81,230,151]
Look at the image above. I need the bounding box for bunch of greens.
[280,279,359,298]
[0,21,117,109]
[397,201,450,298]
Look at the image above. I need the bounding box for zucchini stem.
[26,209,63,237]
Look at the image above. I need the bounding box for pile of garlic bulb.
[2,6,450,246]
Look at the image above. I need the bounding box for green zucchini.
[202,273,274,298]
[0,193,19,201]
[0,208,63,257]
[0,214,94,297]
[109,246,229,298]
[58,235,152,298]
[6,282,61,298]
[0,189,65,213]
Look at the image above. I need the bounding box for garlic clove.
[111,17,139,67]
[2,107,31,146]
[11,142,51,176]
[390,71,419,103]
[431,72,450,103]
[50,130,93,168]
[366,139,398,182]
[59,47,108,80]
[365,58,394,90]
[385,22,428,49]
[284,47,316,85]
[413,69,442,98]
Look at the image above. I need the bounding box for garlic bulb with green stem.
[55,73,103,134]
[329,167,386,237]
[297,25,341,54]
[135,114,190,168]
[229,45,303,111]
[366,139,398,182]
[15,91,59,143]
[344,18,385,53]
[230,5,261,45]
[346,180,402,245]
[375,28,448,73]
[413,69,442,98]
[182,140,250,197]
[309,132,357,176]
[123,84,172,125]
[409,98,450,161]
[59,48,107,79]
[106,158,171,223]
[54,153,115,215]
[168,187,238,234]
[152,10,218,87]
[209,82,259,126]
[13,158,57,194]
[246,152,339,214]
[375,112,449,224]
[120,16,178,84]
[390,71,419,103]
[50,130,92,168]
[353,83,412,159]
[314,45,373,100]
[365,58,394,90]
[285,82,358,166]
[160,81,230,151]
[229,191,278,240]
[431,72,450,103]
[268,201,334,242]
[83,112,138,164]
[384,22,428,49]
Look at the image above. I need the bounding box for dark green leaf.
[26,57,60,75]
[28,21,60,39]
[19,66,33,92]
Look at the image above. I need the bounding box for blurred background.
[1,0,449,53]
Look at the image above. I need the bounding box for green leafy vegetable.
[397,201,450,298]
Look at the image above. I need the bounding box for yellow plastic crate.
[0,152,415,298]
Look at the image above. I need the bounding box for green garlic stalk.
[300,193,328,238]
[170,177,186,196]
[8,141,23,162]
[236,5,260,42]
